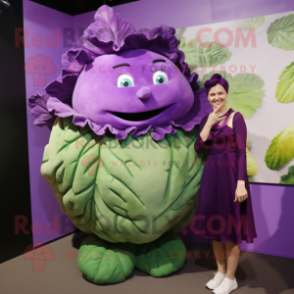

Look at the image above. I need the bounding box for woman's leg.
[212,240,227,274]
[224,241,240,280]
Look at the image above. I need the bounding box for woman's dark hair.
[204,73,229,95]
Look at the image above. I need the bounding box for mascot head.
[29,5,211,140]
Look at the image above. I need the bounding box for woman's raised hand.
[206,104,223,127]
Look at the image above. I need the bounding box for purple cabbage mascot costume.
[29,5,212,284]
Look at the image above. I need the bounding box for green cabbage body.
[41,117,204,244]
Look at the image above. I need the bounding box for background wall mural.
[175,11,294,185]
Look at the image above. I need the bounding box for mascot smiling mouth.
[110,104,172,121]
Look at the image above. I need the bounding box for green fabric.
[41,117,204,283]
[78,232,187,284]
[135,232,187,277]
[78,235,137,284]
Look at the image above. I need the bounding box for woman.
[194,74,257,294]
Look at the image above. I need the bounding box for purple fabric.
[28,5,211,141]
[194,108,257,244]
[28,92,56,129]
[204,73,229,95]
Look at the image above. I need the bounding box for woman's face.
[208,83,228,109]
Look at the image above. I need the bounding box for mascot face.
[72,49,194,130]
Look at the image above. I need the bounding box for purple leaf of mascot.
[29,5,211,284]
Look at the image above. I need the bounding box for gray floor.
[0,231,294,294]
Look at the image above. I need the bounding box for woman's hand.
[234,185,248,202]
[206,104,224,127]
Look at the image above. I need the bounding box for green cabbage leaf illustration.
[199,71,265,119]
[236,16,265,31]
[247,137,258,177]
[280,166,294,185]
[178,36,232,68]
[265,122,294,170]
[267,13,294,50]
[175,28,186,39]
[276,62,294,103]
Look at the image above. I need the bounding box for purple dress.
[194,108,257,244]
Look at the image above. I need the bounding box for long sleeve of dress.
[194,115,214,154]
[233,112,247,181]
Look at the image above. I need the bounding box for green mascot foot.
[78,234,137,284]
[135,232,187,277]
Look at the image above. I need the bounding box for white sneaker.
[212,277,238,294]
[206,271,226,290]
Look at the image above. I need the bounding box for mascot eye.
[153,71,168,85]
[117,74,134,88]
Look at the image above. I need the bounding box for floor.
[0,231,293,294]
